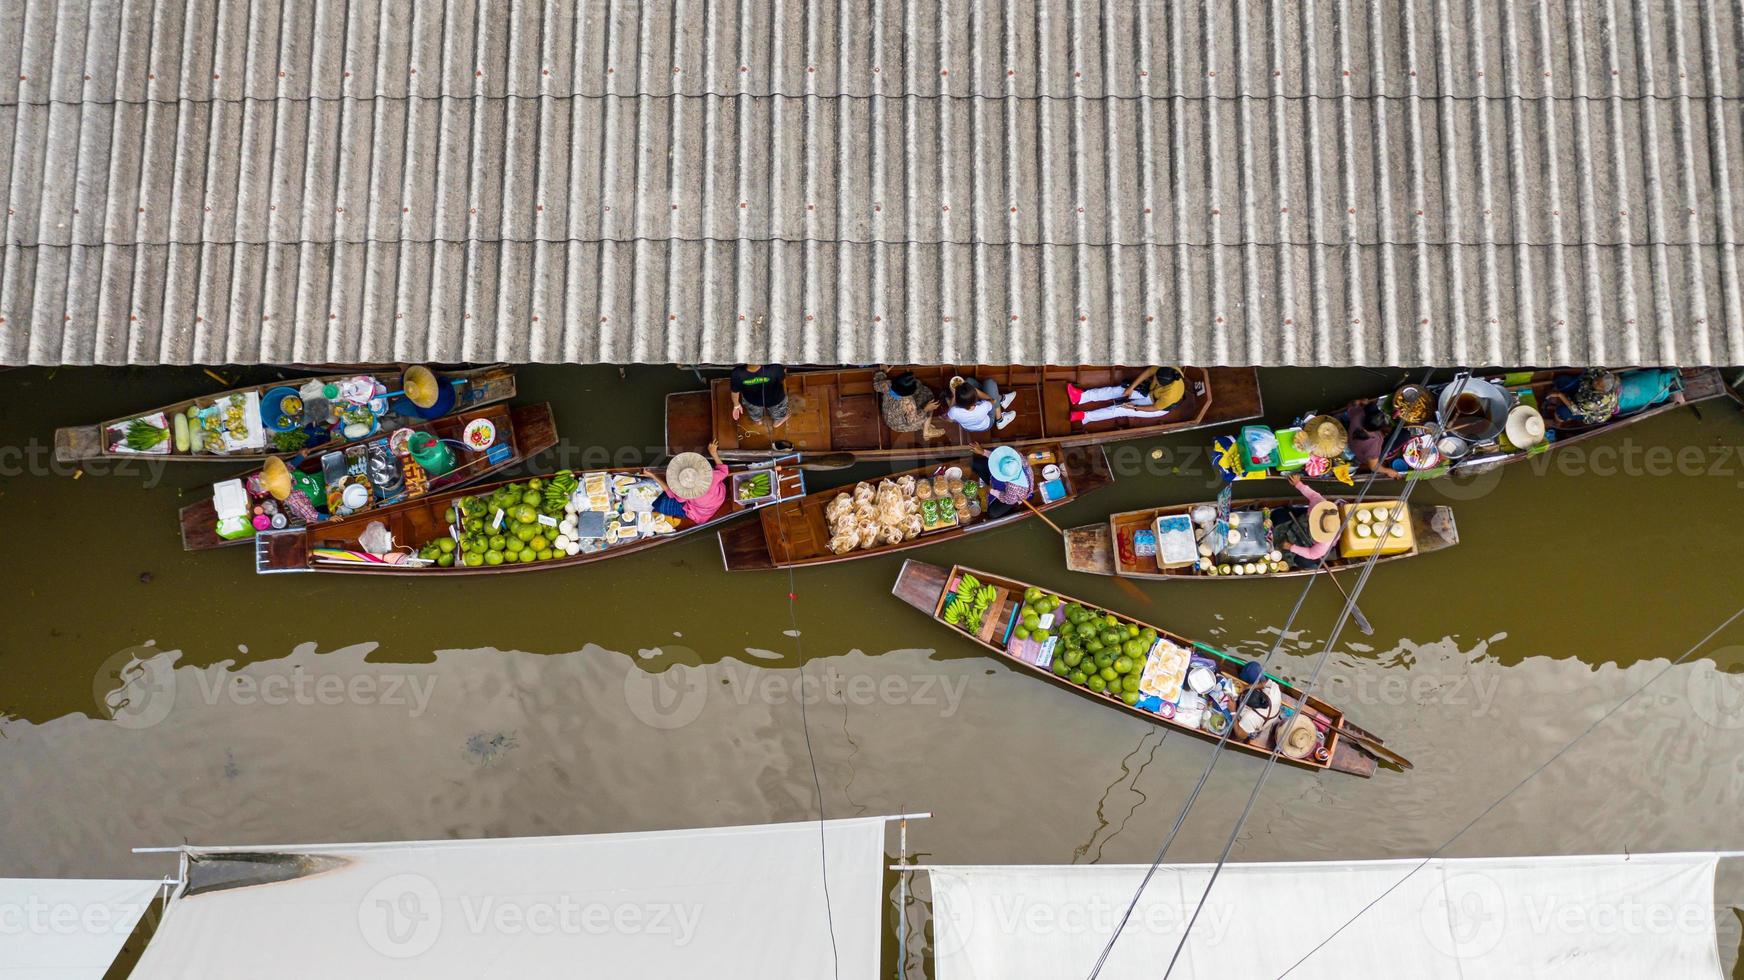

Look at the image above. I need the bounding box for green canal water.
[2,365,1742,975]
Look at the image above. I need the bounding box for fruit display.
[734,470,773,502]
[413,469,680,569]
[1021,589,1159,707]
[942,572,998,633]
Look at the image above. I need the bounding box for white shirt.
[947,402,993,431]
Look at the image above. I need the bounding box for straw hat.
[1307,501,1342,544]
[665,452,716,500]
[260,456,294,501]
[1504,404,1546,450]
[401,365,442,409]
[1277,714,1319,760]
[1295,415,1349,458]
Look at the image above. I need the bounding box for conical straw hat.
[261,456,294,501]
[402,365,441,409]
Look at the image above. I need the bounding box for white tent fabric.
[925,853,1727,980]
[130,817,889,979]
[0,878,159,980]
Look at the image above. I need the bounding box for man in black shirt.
[729,364,788,428]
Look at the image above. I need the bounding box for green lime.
[537,548,554,560]
[1122,676,1140,694]
[485,550,504,566]
[436,537,456,554]
[1121,690,1141,706]
[1068,670,1088,686]
[1050,660,1071,677]
[463,552,484,567]
[1099,666,1118,683]
[1062,650,1083,668]
[1087,675,1107,693]
[488,534,506,551]
[529,535,549,552]
[1113,656,1133,674]
[1014,627,1031,641]
[436,553,455,567]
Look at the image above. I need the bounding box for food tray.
[731,470,778,504]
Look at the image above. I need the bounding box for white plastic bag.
[358,521,395,556]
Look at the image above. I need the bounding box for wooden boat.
[1219,367,1726,484]
[1726,371,1743,408]
[54,364,516,463]
[1063,496,1458,579]
[666,365,1263,460]
[718,444,1113,571]
[891,561,1399,776]
[254,460,804,575]
[178,403,559,552]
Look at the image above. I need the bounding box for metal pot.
[1436,376,1510,442]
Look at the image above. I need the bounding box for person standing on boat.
[1271,474,1340,570]
[968,445,1032,520]
[872,368,938,433]
[947,376,1018,433]
[1541,368,1621,426]
[1065,367,1194,424]
[730,363,789,428]
[645,441,730,525]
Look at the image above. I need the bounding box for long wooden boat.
[55,364,516,463]
[1726,371,1743,409]
[178,403,559,552]
[892,561,1398,776]
[666,365,1263,460]
[1219,367,1726,484]
[719,444,1113,571]
[254,460,804,575]
[1063,496,1458,579]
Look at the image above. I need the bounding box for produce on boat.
[254,460,803,575]
[892,561,1400,776]
[1063,495,1457,579]
[666,365,1263,460]
[54,364,516,463]
[1214,367,1725,484]
[178,403,559,552]
[718,444,1113,570]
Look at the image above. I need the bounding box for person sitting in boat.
[968,445,1033,520]
[1233,660,1284,743]
[872,368,938,433]
[1271,474,1340,570]
[1343,402,1393,473]
[947,376,1018,433]
[1065,367,1193,424]
[730,363,789,428]
[644,441,729,525]
[1541,368,1620,426]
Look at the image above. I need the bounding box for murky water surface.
[2,366,1742,974]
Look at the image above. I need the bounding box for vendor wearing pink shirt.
[646,440,731,524]
[1272,474,1340,569]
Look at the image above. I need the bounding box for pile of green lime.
[1028,590,1158,706]
[416,475,572,568]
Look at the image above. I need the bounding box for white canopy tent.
[921,853,1732,979]
[0,877,160,980]
[130,816,903,979]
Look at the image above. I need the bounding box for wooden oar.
[796,452,857,471]
[1321,568,1375,635]
[1020,497,1064,535]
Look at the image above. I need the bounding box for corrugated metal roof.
[2,0,1741,366]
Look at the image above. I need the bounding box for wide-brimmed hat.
[665,452,715,500]
[1295,416,1349,458]
[1277,714,1319,760]
[1504,404,1546,449]
[1573,369,1621,418]
[988,446,1029,486]
[1308,501,1342,544]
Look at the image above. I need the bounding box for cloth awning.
[129,817,890,979]
[0,878,160,980]
[922,853,1729,979]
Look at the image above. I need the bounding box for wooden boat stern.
[1411,504,1460,555]
[891,560,950,615]
[53,424,103,463]
[1063,524,1116,575]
